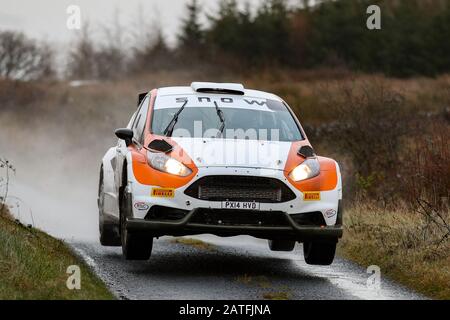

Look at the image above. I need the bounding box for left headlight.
[147,152,192,177]
[289,158,320,182]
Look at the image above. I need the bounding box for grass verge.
[338,203,450,300]
[0,207,114,300]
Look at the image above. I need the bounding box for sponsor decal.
[134,202,150,211]
[325,209,337,218]
[303,192,321,201]
[151,188,175,198]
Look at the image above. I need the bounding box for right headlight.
[147,152,192,177]
[289,158,321,182]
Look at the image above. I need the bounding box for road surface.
[72,235,426,300]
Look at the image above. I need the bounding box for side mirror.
[115,128,133,146]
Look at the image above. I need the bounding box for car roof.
[156,86,284,102]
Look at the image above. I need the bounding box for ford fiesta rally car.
[98,82,343,265]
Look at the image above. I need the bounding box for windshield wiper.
[214,101,226,138]
[163,100,189,137]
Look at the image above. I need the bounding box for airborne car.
[98,82,343,265]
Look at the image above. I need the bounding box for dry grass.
[235,274,271,288]
[339,203,450,300]
[262,291,291,300]
[235,274,292,300]
[236,274,253,285]
[0,205,12,220]
[0,211,114,300]
[171,237,216,251]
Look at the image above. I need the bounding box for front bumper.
[130,166,343,226]
[126,208,343,242]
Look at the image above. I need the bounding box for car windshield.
[151,99,303,142]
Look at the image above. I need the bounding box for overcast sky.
[0,0,274,46]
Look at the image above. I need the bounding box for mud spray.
[0,100,122,241]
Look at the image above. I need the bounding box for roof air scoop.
[298,146,316,158]
[191,82,245,95]
[148,139,173,153]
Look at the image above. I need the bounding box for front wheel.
[121,224,153,260]
[303,241,336,265]
[120,185,153,260]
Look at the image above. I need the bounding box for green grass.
[0,208,114,300]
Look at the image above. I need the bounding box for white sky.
[0,0,274,46]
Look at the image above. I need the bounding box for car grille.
[184,175,296,203]
[190,209,289,227]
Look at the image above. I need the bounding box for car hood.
[171,137,293,170]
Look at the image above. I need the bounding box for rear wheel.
[268,240,296,252]
[120,181,153,260]
[303,241,336,265]
[99,168,121,246]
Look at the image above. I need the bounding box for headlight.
[289,158,320,182]
[147,152,192,177]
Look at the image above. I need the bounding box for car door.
[113,112,136,196]
[115,95,151,193]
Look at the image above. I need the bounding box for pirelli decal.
[151,188,175,198]
[303,192,321,201]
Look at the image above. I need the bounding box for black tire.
[303,241,336,265]
[99,168,121,247]
[268,240,296,252]
[120,180,153,260]
[100,222,121,246]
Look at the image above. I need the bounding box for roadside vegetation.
[340,203,449,300]
[0,159,114,300]
[0,205,114,299]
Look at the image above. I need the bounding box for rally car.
[98,82,343,265]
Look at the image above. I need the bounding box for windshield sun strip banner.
[154,94,277,112]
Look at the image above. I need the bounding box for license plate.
[222,201,260,210]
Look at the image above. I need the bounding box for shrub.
[320,80,410,199]
[0,31,54,81]
[401,122,450,246]
[0,78,46,110]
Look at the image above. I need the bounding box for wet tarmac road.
[72,235,426,300]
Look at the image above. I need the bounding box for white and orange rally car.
[98,82,343,265]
